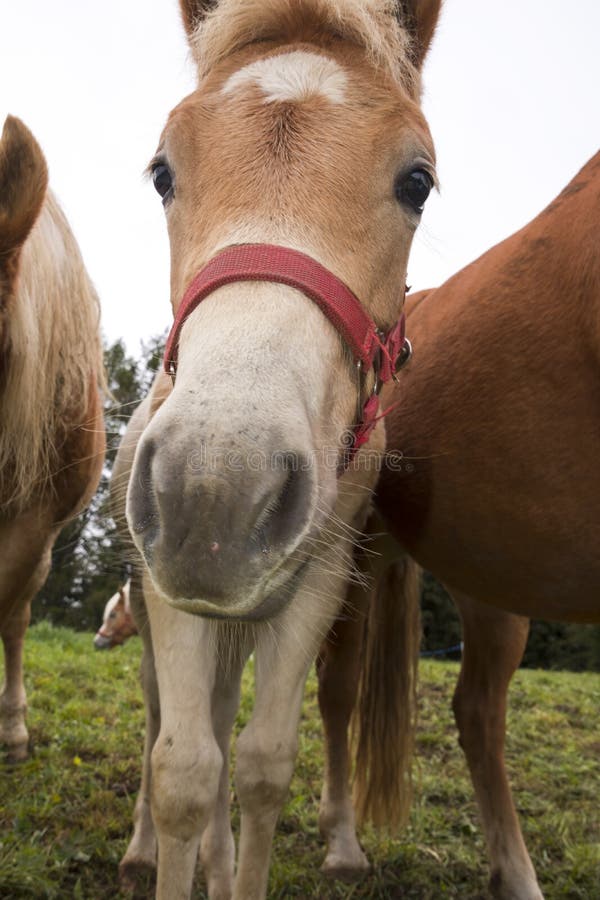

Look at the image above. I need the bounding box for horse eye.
[152,163,174,204]
[397,169,434,214]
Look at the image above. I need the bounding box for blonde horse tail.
[352,553,421,830]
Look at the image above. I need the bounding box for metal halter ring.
[394,337,413,372]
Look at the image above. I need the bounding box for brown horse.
[0,116,105,761]
[317,152,600,900]
[120,1,441,897]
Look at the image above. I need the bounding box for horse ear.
[397,0,443,69]
[179,0,217,37]
[0,116,48,258]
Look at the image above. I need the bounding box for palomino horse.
[113,374,415,891]
[0,116,105,762]
[94,579,139,650]
[318,152,600,900]
[121,1,441,897]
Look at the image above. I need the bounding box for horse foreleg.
[452,590,544,900]
[145,574,222,900]
[200,636,252,900]
[119,573,160,887]
[233,573,348,900]
[0,599,32,761]
[316,578,370,879]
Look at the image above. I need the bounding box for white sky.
[1,1,598,355]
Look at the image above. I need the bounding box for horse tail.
[351,553,421,829]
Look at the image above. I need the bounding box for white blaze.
[222,50,347,104]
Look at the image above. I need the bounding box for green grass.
[1,623,598,898]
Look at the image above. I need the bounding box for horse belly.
[382,484,600,623]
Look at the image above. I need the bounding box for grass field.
[1,623,598,899]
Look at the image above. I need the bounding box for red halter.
[163,244,411,468]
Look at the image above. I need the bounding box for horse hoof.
[119,856,157,894]
[489,868,545,900]
[1,739,31,764]
[321,852,370,882]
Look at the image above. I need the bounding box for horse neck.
[0,192,103,512]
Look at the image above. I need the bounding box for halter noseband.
[163,244,411,471]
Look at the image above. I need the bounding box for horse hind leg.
[316,577,370,880]
[119,575,160,890]
[452,590,544,900]
[318,532,420,880]
[0,599,32,762]
[1,539,53,762]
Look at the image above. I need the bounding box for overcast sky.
[1,1,598,354]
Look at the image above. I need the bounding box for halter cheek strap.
[163,244,411,470]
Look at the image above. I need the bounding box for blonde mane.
[191,0,420,95]
[0,191,103,513]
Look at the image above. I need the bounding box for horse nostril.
[253,462,314,554]
[128,437,158,536]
